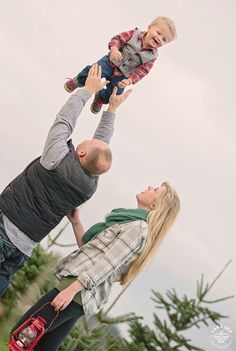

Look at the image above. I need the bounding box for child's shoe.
[64,77,81,93]
[90,93,103,114]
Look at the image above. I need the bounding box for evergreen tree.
[59,261,233,351]
[0,245,53,322]
[107,261,234,351]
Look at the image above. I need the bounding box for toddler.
[65,16,176,113]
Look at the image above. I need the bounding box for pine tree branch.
[50,242,77,248]
[104,280,133,315]
[46,221,70,250]
[207,260,232,293]
[202,295,234,304]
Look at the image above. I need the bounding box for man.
[0,64,131,296]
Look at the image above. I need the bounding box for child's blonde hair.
[120,182,180,285]
[150,16,177,40]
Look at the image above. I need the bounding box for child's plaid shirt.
[54,220,148,315]
[108,28,158,84]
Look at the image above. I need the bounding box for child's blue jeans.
[76,55,125,104]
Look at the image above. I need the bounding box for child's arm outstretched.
[117,60,156,88]
[117,78,133,88]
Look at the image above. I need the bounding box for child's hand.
[118,78,132,88]
[110,46,123,61]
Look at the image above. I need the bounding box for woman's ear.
[150,203,156,210]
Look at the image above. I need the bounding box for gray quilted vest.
[109,28,158,77]
[0,141,98,242]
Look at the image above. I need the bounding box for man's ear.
[78,151,86,157]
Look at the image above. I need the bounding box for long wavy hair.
[120,182,180,285]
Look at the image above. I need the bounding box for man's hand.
[85,64,109,94]
[110,46,123,61]
[118,78,132,88]
[107,87,132,113]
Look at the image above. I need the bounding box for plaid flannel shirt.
[54,220,148,315]
[108,28,157,84]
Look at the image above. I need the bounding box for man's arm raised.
[40,64,108,170]
[93,87,132,144]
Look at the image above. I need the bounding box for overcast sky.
[0,1,235,349]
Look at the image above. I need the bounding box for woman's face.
[136,185,166,211]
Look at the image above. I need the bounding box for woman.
[10,182,180,350]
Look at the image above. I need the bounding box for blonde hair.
[150,16,177,40]
[120,182,180,285]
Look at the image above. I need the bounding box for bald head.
[76,139,112,176]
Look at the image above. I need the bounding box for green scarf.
[82,208,149,244]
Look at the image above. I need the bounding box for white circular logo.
[210,325,233,349]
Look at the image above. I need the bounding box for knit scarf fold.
[82,208,149,244]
